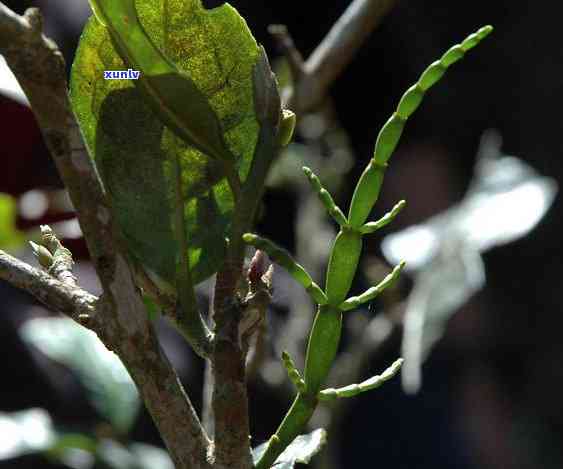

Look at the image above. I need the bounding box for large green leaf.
[70,0,260,286]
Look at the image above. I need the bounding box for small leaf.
[20,318,139,433]
[252,429,327,469]
[0,408,56,460]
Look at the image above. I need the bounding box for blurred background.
[1,0,562,468]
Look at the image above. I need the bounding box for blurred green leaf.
[252,429,327,469]
[0,408,56,460]
[20,318,140,434]
[48,433,98,456]
[46,433,97,469]
[70,0,261,287]
[0,193,24,252]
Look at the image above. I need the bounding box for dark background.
[1,1,562,468]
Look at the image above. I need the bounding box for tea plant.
[0,1,493,468]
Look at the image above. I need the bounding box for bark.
[0,4,211,468]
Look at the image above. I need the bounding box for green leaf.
[0,193,24,252]
[0,408,57,460]
[70,0,261,286]
[252,429,327,469]
[87,0,232,161]
[20,318,140,434]
[46,433,98,468]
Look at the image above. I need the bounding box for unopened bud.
[277,109,296,147]
[29,241,53,269]
[248,250,268,287]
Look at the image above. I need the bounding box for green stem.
[325,229,363,305]
[211,51,282,467]
[348,25,493,228]
[255,25,493,469]
[255,305,342,469]
[304,305,342,393]
[255,393,317,469]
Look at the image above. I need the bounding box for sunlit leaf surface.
[381,130,558,393]
[71,0,260,286]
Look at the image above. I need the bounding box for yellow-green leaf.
[0,193,24,252]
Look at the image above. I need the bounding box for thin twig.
[202,359,215,437]
[306,0,397,99]
[275,0,398,113]
[0,4,211,468]
[0,249,96,320]
[209,49,281,469]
